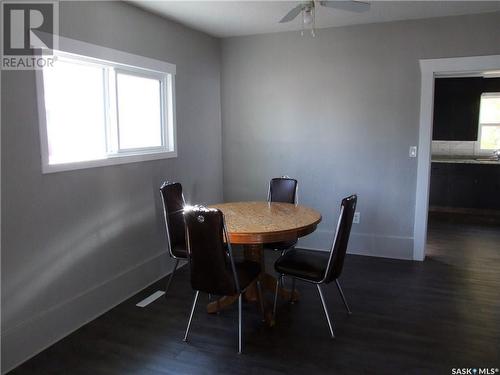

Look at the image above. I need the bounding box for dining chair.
[183,206,263,354]
[272,194,357,338]
[159,181,188,298]
[264,176,299,298]
[267,176,298,205]
[264,176,299,255]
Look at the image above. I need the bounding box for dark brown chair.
[264,176,299,255]
[267,176,298,205]
[272,195,357,338]
[159,181,187,297]
[182,206,263,353]
[264,176,299,298]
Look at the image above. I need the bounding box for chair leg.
[165,259,179,297]
[272,275,281,323]
[279,250,286,288]
[335,279,352,315]
[256,280,265,321]
[183,290,199,342]
[316,285,335,338]
[290,278,296,303]
[238,294,243,354]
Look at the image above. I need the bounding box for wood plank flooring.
[9,214,500,374]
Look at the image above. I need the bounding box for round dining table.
[208,201,322,325]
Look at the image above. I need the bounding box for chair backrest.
[184,206,239,295]
[268,176,298,204]
[159,181,187,258]
[324,195,357,283]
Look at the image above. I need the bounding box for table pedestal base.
[206,244,299,326]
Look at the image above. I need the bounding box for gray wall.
[221,11,500,259]
[1,2,222,372]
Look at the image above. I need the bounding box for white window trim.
[477,92,500,151]
[36,35,177,174]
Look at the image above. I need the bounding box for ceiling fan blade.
[319,1,370,13]
[279,4,304,23]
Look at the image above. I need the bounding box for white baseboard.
[1,252,183,374]
[298,230,414,260]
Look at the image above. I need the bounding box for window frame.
[112,67,169,154]
[36,36,177,174]
[477,92,500,151]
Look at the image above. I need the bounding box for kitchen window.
[478,93,500,150]
[37,41,176,173]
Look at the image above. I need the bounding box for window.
[38,42,176,173]
[478,93,500,150]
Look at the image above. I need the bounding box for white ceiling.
[128,1,500,38]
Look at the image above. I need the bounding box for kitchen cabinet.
[432,77,500,141]
[430,162,500,210]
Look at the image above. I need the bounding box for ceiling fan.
[279,1,371,36]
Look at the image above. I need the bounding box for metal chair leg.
[256,280,265,321]
[279,250,286,288]
[238,294,242,354]
[317,285,335,338]
[272,275,281,322]
[290,278,296,303]
[335,279,352,315]
[165,259,179,297]
[183,290,199,342]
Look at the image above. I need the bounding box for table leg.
[206,244,263,313]
[206,243,300,323]
[207,295,239,314]
[244,243,300,302]
[242,244,264,302]
[261,273,300,302]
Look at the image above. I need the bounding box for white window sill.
[42,150,177,174]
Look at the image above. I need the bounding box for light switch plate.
[353,212,360,224]
[409,146,417,158]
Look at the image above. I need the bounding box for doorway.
[413,54,500,261]
[427,74,500,262]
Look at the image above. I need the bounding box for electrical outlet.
[353,212,360,224]
[409,146,417,158]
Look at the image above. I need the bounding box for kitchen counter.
[432,156,500,165]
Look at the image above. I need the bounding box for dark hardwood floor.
[10,215,500,374]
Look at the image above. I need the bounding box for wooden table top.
[210,201,322,244]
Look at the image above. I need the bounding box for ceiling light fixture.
[280,1,371,38]
[303,8,314,24]
[301,4,316,37]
